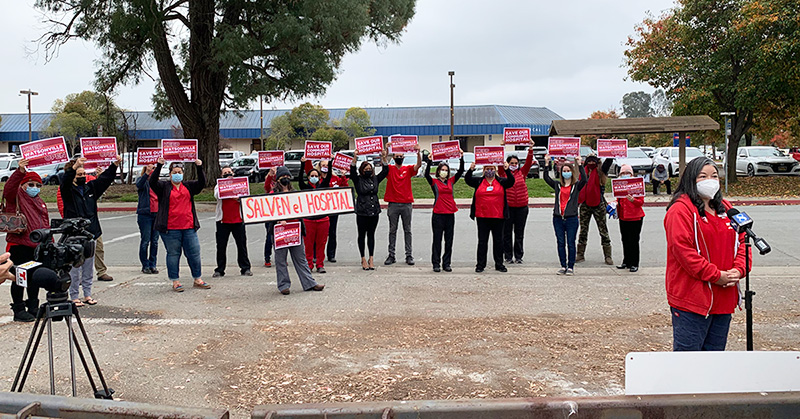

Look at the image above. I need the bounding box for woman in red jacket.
[615,164,644,272]
[498,140,535,264]
[465,161,514,273]
[423,150,464,272]
[664,157,749,351]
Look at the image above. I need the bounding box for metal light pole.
[721,111,735,194]
[260,96,264,150]
[448,71,455,142]
[19,89,39,143]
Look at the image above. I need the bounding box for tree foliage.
[625,0,800,182]
[34,0,416,179]
[42,91,123,154]
[265,103,366,151]
[337,107,376,139]
[621,91,653,118]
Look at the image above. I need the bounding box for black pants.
[9,245,39,305]
[356,215,379,258]
[431,213,455,269]
[476,217,505,270]
[327,214,339,260]
[215,221,251,274]
[652,179,671,194]
[619,219,643,267]
[503,206,529,261]
[264,221,275,263]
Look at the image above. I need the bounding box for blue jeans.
[671,307,732,351]
[137,213,159,269]
[553,216,579,269]
[161,229,202,281]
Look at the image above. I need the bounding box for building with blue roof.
[0,105,563,154]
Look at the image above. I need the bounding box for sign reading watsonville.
[548,137,581,158]
[273,222,302,249]
[162,139,198,162]
[597,139,629,158]
[19,137,70,168]
[388,135,418,154]
[80,137,118,162]
[217,176,251,199]
[474,146,505,165]
[430,140,461,161]
[611,177,646,198]
[258,151,285,169]
[240,188,356,224]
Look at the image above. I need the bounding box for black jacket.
[149,163,206,233]
[464,170,515,220]
[60,163,118,238]
[543,164,587,218]
[350,163,388,217]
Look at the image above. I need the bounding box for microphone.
[727,208,771,255]
[10,263,71,292]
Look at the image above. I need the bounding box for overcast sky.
[1,0,676,119]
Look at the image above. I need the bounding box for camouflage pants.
[578,203,611,248]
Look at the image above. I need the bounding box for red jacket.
[664,195,750,316]
[498,148,533,208]
[617,196,644,221]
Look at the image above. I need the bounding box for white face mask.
[696,179,720,199]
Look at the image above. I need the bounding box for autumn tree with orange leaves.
[625,0,800,182]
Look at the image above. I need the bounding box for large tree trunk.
[725,111,754,185]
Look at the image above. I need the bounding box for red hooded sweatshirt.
[664,195,750,316]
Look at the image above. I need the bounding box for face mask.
[309,176,319,184]
[76,177,86,186]
[562,171,573,180]
[620,174,632,179]
[171,173,183,183]
[394,157,404,165]
[321,167,328,173]
[26,187,40,198]
[279,177,291,186]
[484,169,495,178]
[362,170,373,177]
[222,173,233,178]
[509,165,519,171]
[696,178,720,199]
[438,170,449,178]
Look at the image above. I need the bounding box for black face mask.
[279,177,291,186]
[75,177,86,186]
[394,157,404,165]
[362,170,373,177]
[222,173,233,178]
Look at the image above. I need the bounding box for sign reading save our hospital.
[503,128,531,145]
[19,136,70,168]
[240,187,356,224]
[354,136,383,156]
[304,141,333,160]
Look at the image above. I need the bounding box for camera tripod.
[10,291,114,399]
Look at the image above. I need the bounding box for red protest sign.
[354,136,383,156]
[273,222,302,250]
[474,146,505,166]
[241,188,356,223]
[597,139,628,158]
[304,141,333,160]
[612,177,646,198]
[83,161,111,173]
[548,137,581,158]
[80,137,117,162]
[217,176,250,199]
[388,135,418,154]
[137,148,162,165]
[503,128,531,145]
[162,139,198,162]
[332,152,352,173]
[258,151,285,169]
[430,140,461,161]
[19,136,70,168]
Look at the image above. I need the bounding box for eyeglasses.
[75,173,86,178]
[26,182,43,188]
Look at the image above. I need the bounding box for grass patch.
[727,176,800,198]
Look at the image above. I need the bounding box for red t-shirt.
[475,179,504,219]
[432,177,458,214]
[384,165,415,203]
[168,184,194,230]
[221,199,243,223]
[149,189,159,213]
[559,187,571,216]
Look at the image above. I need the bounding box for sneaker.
[141,267,151,274]
[212,271,223,278]
[629,266,639,273]
[504,258,513,265]
[475,267,484,273]
[264,261,272,268]
[328,257,337,263]
[617,264,628,270]
[565,268,574,276]
[406,256,415,265]
[433,266,441,273]
[443,266,452,272]
[241,270,253,276]
[150,267,159,274]
[384,256,396,265]
[557,268,567,275]
[317,267,326,274]
[515,259,523,264]
[97,274,114,282]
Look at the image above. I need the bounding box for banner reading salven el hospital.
[240,188,356,223]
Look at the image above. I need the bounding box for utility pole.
[448,71,455,142]
[19,89,38,143]
[260,96,264,151]
[721,111,735,194]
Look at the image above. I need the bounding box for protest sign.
[388,135,418,154]
[241,187,355,224]
[354,136,383,156]
[80,137,118,162]
[331,152,352,173]
[304,141,333,160]
[258,151,285,169]
[503,128,531,145]
[162,139,198,162]
[83,161,111,173]
[597,139,628,158]
[273,222,302,249]
[430,140,461,161]
[612,177,646,198]
[217,176,250,199]
[548,137,581,158]
[474,146,505,165]
[19,137,69,168]
[137,147,162,165]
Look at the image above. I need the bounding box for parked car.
[736,146,800,177]
[580,145,596,158]
[219,150,244,167]
[504,150,539,178]
[31,162,66,185]
[531,147,549,171]
[229,156,263,182]
[607,147,654,178]
[0,158,21,182]
[652,146,706,177]
[283,150,305,179]
[639,146,656,158]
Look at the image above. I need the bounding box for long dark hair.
[436,162,450,177]
[668,157,724,216]
[358,161,373,177]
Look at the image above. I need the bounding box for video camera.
[13,218,95,299]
